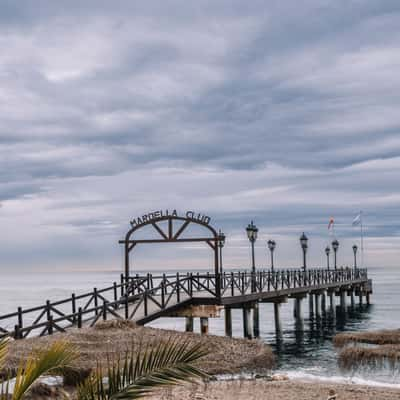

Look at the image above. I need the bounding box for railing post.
[124,295,129,319]
[71,294,76,324]
[93,288,98,315]
[102,301,107,321]
[120,273,125,297]
[231,272,234,296]
[207,272,210,290]
[176,273,180,303]
[113,282,118,303]
[48,315,54,335]
[161,279,165,308]
[14,324,21,340]
[144,291,148,316]
[77,307,83,328]
[189,273,193,297]
[17,306,23,333]
[46,300,51,323]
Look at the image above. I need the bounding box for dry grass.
[334,329,400,348]
[3,322,274,383]
[334,329,400,370]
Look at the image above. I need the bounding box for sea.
[0,265,399,387]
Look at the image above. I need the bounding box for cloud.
[0,1,399,269]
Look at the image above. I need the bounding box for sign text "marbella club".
[130,209,211,227]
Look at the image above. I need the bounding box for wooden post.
[185,316,194,332]
[329,291,336,318]
[253,302,260,338]
[359,293,363,306]
[17,307,23,332]
[350,289,355,308]
[176,273,181,303]
[77,307,83,328]
[366,292,370,305]
[315,293,321,319]
[200,317,209,335]
[93,288,98,315]
[295,297,303,328]
[113,282,118,305]
[242,308,252,339]
[274,302,282,335]
[48,315,53,335]
[340,290,346,311]
[120,273,125,297]
[124,295,129,319]
[14,324,21,340]
[71,294,76,323]
[225,307,232,337]
[102,301,107,321]
[321,290,327,315]
[308,293,314,317]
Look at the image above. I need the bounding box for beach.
[148,380,400,400]
[4,322,400,400]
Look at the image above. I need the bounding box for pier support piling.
[366,292,370,305]
[350,290,355,308]
[274,302,282,335]
[185,316,194,332]
[200,317,209,335]
[294,297,304,329]
[308,293,314,317]
[314,293,321,319]
[242,307,252,339]
[253,302,260,338]
[340,290,347,312]
[224,307,232,337]
[320,290,327,315]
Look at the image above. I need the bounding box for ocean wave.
[283,370,400,389]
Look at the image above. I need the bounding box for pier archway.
[119,213,221,283]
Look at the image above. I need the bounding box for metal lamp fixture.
[325,246,330,270]
[352,244,358,270]
[267,239,276,272]
[246,221,258,292]
[332,239,339,270]
[246,221,258,242]
[218,229,225,275]
[300,232,308,271]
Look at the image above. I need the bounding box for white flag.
[352,212,362,226]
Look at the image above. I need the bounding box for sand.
[148,379,400,400]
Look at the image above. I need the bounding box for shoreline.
[148,379,400,400]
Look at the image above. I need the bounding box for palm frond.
[78,339,208,400]
[12,340,78,400]
[0,338,9,372]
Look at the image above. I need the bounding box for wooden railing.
[0,268,368,340]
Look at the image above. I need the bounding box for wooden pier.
[0,212,373,340]
[0,268,372,340]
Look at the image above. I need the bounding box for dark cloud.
[0,1,399,268]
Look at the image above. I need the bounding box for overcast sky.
[1,1,399,273]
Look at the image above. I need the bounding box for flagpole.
[360,211,364,268]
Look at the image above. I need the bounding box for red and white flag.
[328,217,334,230]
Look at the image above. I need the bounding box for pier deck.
[0,268,371,340]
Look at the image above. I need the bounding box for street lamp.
[300,232,308,271]
[352,244,358,270]
[325,246,330,270]
[267,240,276,272]
[246,221,258,292]
[332,239,339,270]
[218,229,226,275]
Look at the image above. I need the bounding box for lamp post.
[325,246,330,270]
[267,240,276,272]
[218,229,226,275]
[332,239,339,270]
[300,232,308,271]
[352,244,358,270]
[246,221,258,293]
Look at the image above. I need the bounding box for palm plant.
[0,338,78,400]
[77,339,209,400]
